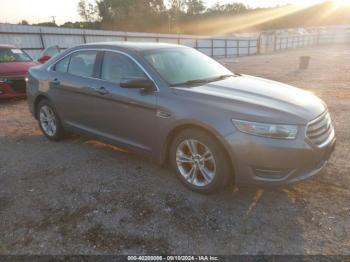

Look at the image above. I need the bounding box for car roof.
[43,41,190,70]
[82,41,186,51]
[0,44,16,49]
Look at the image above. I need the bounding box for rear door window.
[68,51,98,78]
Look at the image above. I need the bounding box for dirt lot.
[0,45,349,255]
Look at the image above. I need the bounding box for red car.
[0,44,38,99]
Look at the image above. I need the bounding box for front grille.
[9,79,26,94]
[306,111,334,146]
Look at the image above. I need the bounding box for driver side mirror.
[120,78,156,91]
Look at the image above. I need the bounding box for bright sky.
[0,0,325,25]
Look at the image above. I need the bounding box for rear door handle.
[93,86,109,95]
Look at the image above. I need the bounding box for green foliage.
[78,0,99,23]
[19,20,29,25]
[33,21,58,27]
[206,2,248,15]
[19,1,350,34]
[186,0,206,15]
[61,21,100,29]
[94,0,167,31]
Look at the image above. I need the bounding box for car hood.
[0,61,39,76]
[172,75,326,124]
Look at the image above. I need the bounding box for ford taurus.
[27,42,336,193]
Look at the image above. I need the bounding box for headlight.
[0,77,8,83]
[232,119,298,139]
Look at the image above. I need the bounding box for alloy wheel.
[39,105,57,137]
[176,139,216,187]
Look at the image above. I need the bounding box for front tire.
[170,128,232,194]
[37,99,64,141]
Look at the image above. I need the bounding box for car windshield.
[142,48,234,86]
[0,48,32,63]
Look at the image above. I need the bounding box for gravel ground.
[0,45,349,255]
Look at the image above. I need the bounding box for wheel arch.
[161,121,237,180]
[33,94,51,119]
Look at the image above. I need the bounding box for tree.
[168,0,186,32]
[222,3,248,14]
[186,0,205,15]
[72,0,350,35]
[206,3,248,15]
[78,0,98,22]
[33,21,58,27]
[96,0,167,31]
[148,0,166,13]
[96,0,113,24]
[19,20,29,25]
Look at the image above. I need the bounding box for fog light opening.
[253,168,291,180]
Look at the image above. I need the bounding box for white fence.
[0,24,258,59]
[260,25,350,53]
[0,23,349,59]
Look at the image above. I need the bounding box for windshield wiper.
[209,74,236,82]
[170,74,237,87]
[170,78,211,87]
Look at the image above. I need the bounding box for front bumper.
[224,126,336,187]
[0,77,27,99]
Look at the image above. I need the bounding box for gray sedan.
[27,42,336,193]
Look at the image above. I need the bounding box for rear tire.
[37,99,64,141]
[170,128,232,194]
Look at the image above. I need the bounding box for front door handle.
[94,86,109,95]
[51,78,60,87]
